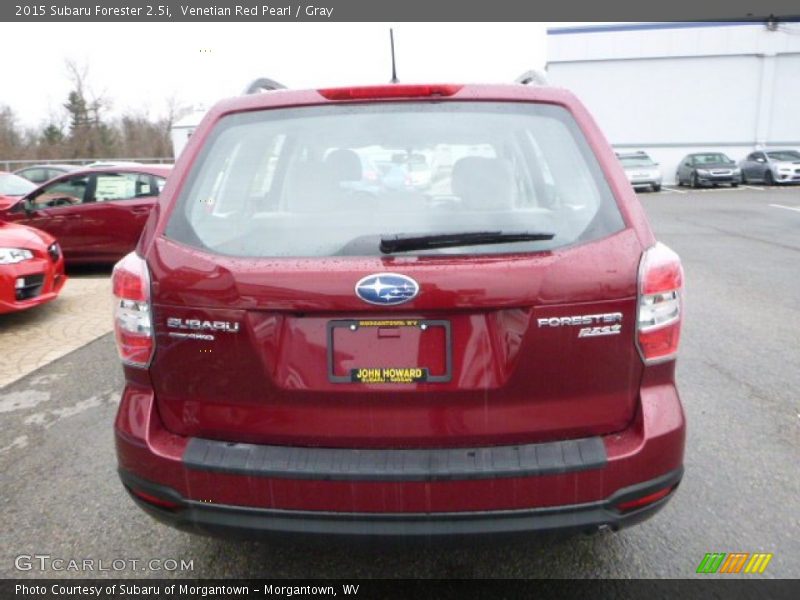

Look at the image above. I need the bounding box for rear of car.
[113,83,686,539]
[0,221,66,314]
[617,151,662,192]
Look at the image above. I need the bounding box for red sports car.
[0,165,171,265]
[0,220,66,314]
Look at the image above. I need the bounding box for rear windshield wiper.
[379,231,555,254]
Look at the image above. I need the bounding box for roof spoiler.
[243,78,287,94]
[515,69,549,86]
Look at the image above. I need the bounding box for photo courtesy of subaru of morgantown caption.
[112,76,686,539]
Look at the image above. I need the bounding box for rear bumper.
[115,375,685,538]
[119,467,682,539]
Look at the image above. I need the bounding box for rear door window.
[167,102,624,257]
[93,173,157,202]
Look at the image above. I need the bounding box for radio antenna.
[389,28,399,83]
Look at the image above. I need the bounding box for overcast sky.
[1,23,548,128]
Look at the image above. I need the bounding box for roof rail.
[243,78,287,94]
[515,69,549,86]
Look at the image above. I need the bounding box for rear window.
[166,102,624,257]
[0,173,36,196]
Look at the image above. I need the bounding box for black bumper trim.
[183,436,607,482]
[118,467,683,539]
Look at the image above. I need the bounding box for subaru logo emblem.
[355,273,419,306]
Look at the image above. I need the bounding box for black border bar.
[3,1,800,22]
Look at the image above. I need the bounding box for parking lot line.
[661,186,686,194]
[769,203,800,213]
[742,185,765,191]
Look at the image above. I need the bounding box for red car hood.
[0,220,53,249]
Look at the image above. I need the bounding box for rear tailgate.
[147,228,643,448]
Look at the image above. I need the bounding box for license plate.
[327,319,452,384]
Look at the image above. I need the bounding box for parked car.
[739,149,800,185]
[676,152,741,188]
[616,151,662,192]
[112,80,685,540]
[0,172,37,210]
[0,220,66,314]
[14,164,80,184]
[0,165,171,265]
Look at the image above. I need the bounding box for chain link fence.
[2,157,173,171]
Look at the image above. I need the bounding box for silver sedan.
[740,149,800,185]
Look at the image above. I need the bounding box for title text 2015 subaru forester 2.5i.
[112,79,685,539]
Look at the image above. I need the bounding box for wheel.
[652,184,661,192]
[765,170,774,186]
[731,182,739,188]
[691,172,699,188]
[675,173,682,186]
[741,170,748,184]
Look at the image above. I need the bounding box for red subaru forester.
[113,80,685,539]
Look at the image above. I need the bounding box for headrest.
[324,149,363,182]
[452,157,514,210]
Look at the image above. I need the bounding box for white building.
[170,109,207,158]
[546,21,800,184]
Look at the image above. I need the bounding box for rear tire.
[731,182,739,188]
[741,171,748,184]
[765,170,774,186]
[652,184,661,192]
[675,173,682,187]
[691,172,699,188]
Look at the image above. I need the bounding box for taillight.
[616,485,676,513]
[127,487,181,511]
[318,84,462,100]
[112,252,153,368]
[636,243,684,365]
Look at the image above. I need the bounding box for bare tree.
[0,60,176,164]
[0,105,22,158]
[165,95,193,129]
[62,59,118,157]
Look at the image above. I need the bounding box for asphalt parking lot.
[0,186,798,578]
